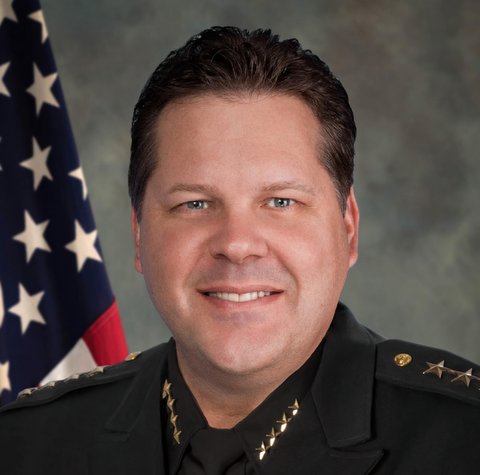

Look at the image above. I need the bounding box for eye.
[268,198,296,208]
[185,200,209,210]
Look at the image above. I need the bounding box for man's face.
[133,93,359,380]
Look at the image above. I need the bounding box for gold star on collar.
[255,399,300,461]
[173,428,182,445]
[288,399,300,416]
[276,413,289,433]
[266,429,278,447]
[256,442,267,461]
[167,397,176,411]
[162,379,181,445]
[451,369,473,387]
[162,380,172,398]
[423,361,446,379]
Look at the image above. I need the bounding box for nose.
[208,210,269,264]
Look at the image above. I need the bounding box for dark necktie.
[178,426,252,475]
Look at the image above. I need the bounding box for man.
[1,26,480,474]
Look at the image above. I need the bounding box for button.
[394,353,412,367]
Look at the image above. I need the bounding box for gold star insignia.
[162,379,182,445]
[256,442,267,460]
[288,399,300,416]
[276,413,289,432]
[167,397,176,410]
[423,361,445,379]
[173,429,182,445]
[451,368,473,387]
[162,380,172,398]
[255,398,300,462]
[266,428,277,447]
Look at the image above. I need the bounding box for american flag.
[0,0,128,406]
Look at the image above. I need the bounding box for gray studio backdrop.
[41,0,480,360]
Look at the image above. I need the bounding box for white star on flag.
[0,0,17,25]
[65,220,102,272]
[20,137,53,190]
[13,210,51,262]
[0,361,11,396]
[29,10,48,44]
[0,281,4,329]
[9,284,46,334]
[0,62,10,97]
[26,63,59,115]
[69,166,88,199]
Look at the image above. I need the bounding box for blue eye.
[269,198,296,208]
[186,200,209,210]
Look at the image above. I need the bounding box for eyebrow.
[166,180,316,196]
[261,181,317,196]
[166,183,220,195]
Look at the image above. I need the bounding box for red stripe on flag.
[82,300,128,365]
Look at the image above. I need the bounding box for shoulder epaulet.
[375,339,480,407]
[0,350,145,414]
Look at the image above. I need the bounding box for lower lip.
[199,292,283,309]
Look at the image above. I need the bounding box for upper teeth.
[207,291,271,302]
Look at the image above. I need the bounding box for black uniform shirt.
[4,304,480,474]
[162,341,324,475]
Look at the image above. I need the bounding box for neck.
[176,347,310,429]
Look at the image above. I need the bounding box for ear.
[342,188,360,268]
[131,207,143,273]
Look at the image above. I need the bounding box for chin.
[201,334,284,377]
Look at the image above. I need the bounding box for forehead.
[152,93,325,174]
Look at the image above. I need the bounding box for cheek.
[139,227,178,293]
[139,230,187,332]
[286,214,348,257]
[281,218,350,286]
[139,222,206,295]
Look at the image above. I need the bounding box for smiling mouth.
[203,291,281,303]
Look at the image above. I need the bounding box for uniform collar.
[312,302,378,448]
[163,339,323,474]
[88,344,169,474]
[260,303,383,475]
[97,302,377,451]
[88,303,382,474]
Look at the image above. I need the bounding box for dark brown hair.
[129,26,356,217]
